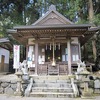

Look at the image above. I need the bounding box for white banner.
[27,46,34,68]
[13,45,20,69]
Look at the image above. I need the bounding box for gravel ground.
[0,94,100,100]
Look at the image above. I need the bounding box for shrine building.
[8,5,97,75]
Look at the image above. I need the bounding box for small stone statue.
[19,60,29,81]
[20,60,28,75]
[77,60,86,74]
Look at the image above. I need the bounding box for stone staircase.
[29,75,77,98]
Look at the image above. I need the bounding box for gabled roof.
[7,5,99,46]
[0,38,13,51]
[0,38,9,43]
[13,24,91,29]
[32,5,73,25]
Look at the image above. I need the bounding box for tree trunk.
[83,44,88,61]
[92,39,97,61]
[88,0,94,23]
[88,0,97,62]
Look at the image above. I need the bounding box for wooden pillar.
[79,42,81,60]
[35,42,38,75]
[67,38,72,74]
[26,45,28,60]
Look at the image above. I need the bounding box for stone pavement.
[0,94,100,100]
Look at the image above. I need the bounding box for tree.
[88,0,97,62]
[0,0,40,37]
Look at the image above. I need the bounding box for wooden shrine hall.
[8,5,98,75]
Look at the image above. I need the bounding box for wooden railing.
[48,64,59,75]
[38,64,68,75]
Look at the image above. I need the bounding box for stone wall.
[0,79,17,95]
[0,78,28,95]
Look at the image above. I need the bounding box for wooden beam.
[18,28,87,34]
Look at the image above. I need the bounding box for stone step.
[32,87,73,92]
[33,83,47,87]
[29,75,75,98]
[47,83,72,88]
[30,75,72,80]
[56,80,70,83]
[33,79,70,83]
[33,83,72,88]
[30,92,74,98]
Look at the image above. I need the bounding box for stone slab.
[0,87,4,93]
[1,83,9,88]
[5,87,14,95]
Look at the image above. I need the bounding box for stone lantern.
[14,71,23,96]
[77,70,94,99]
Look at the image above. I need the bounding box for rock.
[5,87,14,95]
[89,88,93,93]
[0,87,4,93]
[1,80,10,83]
[94,79,100,89]
[22,84,28,89]
[10,84,17,91]
[89,80,94,88]
[1,82,9,88]
[94,89,100,93]
[11,80,17,84]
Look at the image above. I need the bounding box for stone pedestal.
[14,71,23,96]
[81,78,93,99]
[94,79,100,93]
[76,70,94,99]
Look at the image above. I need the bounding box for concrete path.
[0,94,100,100]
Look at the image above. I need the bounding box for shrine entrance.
[37,43,68,75]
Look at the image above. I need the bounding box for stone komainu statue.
[20,60,29,81]
[77,60,86,74]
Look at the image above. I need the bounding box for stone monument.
[76,60,94,99]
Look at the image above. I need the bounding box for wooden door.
[1,55,5,71]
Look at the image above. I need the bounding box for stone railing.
[70,78,79,97]
[24,77,33,96]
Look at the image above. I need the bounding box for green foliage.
[0,15,13,37]
[94,14,100,26]
[0,0,39,37]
